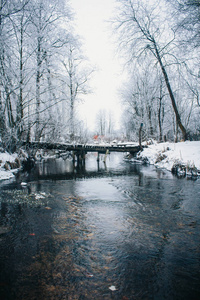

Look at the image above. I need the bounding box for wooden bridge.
[24,141,142,165]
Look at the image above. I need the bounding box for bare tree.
[107,110,115,141]
[0,0,92,149]
[0,0,30,150]
[27,0,72,141]
[166,0,200,110]
[120,59,170,142]
[114,0,188,141]
[96,109,107,136]
[8,0,32,141]
[62,43,93,141]
[167,0,200,48]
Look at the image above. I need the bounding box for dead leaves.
[87,232,94,238]
[62,195,84,202]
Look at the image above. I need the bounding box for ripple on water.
[0,157,200,299]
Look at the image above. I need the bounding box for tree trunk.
[5,86,15,128]
[69,69,74,141]
[35,5,42,142]
[153,40,187,141]
[158,82,164,142]
[0,89,7,143]
[35,36,41,141]
[148,105,154,136]
[158,97,163,142]
[17,16,24,140]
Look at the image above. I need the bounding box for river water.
[0,153,200,300]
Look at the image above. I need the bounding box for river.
[0,153,200,300]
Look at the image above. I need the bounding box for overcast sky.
[70,0,126,131]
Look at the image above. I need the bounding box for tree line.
[0,0,92,152]
[114,0,200,142]
[1,0,199,152]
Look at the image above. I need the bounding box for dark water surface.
[0,153,200,300]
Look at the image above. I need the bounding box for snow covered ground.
[0,141,199,181]
[137,140,200,176]
[0,152,19,181]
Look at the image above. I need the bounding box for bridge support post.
[72,151,75,166]
[75,151,86,168]
[82,151,86,166]
[97,152,100,162]
[104,149,109,163]
[77,153,79,165]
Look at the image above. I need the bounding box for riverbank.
[0,140,200,181]
[136,140,200,177]
[0,149,29,181]
[0,152,20,180]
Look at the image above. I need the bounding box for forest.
[116,0,200,143]
[0,0,93,152]
[0,0,199,153]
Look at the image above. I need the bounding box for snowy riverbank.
[136,140,200,177]
[0,152,20,181]
[0,141,200,181]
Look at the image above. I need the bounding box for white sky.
[70,0,126,132]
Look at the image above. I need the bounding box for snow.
[137,141,200,174]
[109,285,117,291]
[0,152,18,181]
[0,141,199,181]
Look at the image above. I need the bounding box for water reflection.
[0,154,200,299]
[25,153,151,181]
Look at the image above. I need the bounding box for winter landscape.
[0,0,200,299]
[0,140,200,181]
